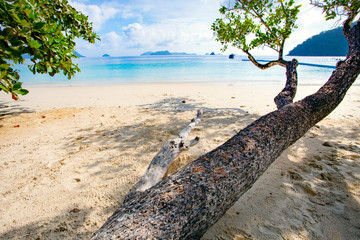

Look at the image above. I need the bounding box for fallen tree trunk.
[90,21,360,239]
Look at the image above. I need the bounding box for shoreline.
[0,83,359,239]
[19,76,360,89]
[1,83,359,118]
[21,80,360,89]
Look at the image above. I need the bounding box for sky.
[69,0,340,57]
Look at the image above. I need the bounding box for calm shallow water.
[16,55,355,87]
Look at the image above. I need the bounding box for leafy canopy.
[212,0,301,60]
[310,0,360,21]
[0,0,99,100]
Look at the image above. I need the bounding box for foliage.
[310,0,360,21]
[211,0,301,59]
[0,0,99,100]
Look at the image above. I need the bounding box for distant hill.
[140,51,196,56]
[73,51,85,57]
[150,50,171,55]
[288,26,348,56]
[102,54,110,57]
[141,51,154,56]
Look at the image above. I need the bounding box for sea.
[16,55,357,87]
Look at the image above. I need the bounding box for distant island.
[288,26,348,56]
[73,51,85,57]
[102,54,110,57]
[150,51,172,55]
[141,51,154,56]
[141,50,196,56]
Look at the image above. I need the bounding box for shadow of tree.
[54,96,261,238]
[4,94,358,239]
[64,96,257,159]
[139,96,248,115]
[282,122,360,239]
[0,101,34,120]
[0,207,93,239]
[0,96,259,240]
[203,119,360,239]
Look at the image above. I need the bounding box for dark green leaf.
[13,82,22,90]
[34,22,46,29]
[29,40,41,49]
[14,88,29,95]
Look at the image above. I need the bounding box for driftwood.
[90,20,360,239]
[132,110,203,192]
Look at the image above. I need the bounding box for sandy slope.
[0,84,359,239]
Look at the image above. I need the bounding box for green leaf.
[48,35,54,45]
[29,40,41,49]
[14,88,29,95]
[0,64,10,70]
[213,0,301,58]
[0,84,10,93]
[7,74,18,81]
[13,82,22,90]
[0,0,99,100]
[34,22,46,29]
[47,64,53,73]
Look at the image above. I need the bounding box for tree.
[88,1,360,239]
[212,0,301,109]
[89,1,359,239]
[0,0,99,100]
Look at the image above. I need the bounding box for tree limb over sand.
[90,4,360,240]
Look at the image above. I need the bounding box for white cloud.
[69,1,120,31]
[122,19,215,52]
[101,31,122,48]
[72,0,225,56]
[122,23,144,43]
[72,0,348,57]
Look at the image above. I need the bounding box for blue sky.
[69,0,339,57]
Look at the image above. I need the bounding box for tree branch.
[243,50,286,69]
[90,14,360,240]
[343,12,356,38]
[344,16,360,58]
[274,59,298,109]
[90,6,360,240]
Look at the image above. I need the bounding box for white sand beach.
[0,84,359,239]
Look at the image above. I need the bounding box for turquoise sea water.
[16,55,355,87]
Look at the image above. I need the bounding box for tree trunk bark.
[274,59,298,109]
[90,21,360,240]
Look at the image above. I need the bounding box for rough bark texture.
[90,21,360,240]
[274,59,298,109]
[132,110,202,192]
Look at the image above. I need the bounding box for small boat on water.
[229,54,235,59]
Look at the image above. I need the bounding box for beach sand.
[0,84,359,239]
